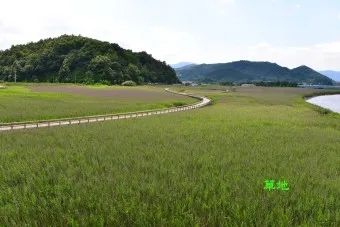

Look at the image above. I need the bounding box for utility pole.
[14,68,17,83]
[12,60,17,83]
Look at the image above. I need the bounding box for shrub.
[207,95,217,105]
[32,75,39,83]
[100,80,111,85]
[84,78,95,85]
[172,101,186,107]
[122,80,137,86]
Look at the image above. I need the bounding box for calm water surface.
[307,95,340,113]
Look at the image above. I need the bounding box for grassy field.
[0,83,196,123]
[0,86,339,226]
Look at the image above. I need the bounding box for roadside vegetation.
[0,86,339,226]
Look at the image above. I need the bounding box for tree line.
[252,81,298,87]
[218,81,298,87]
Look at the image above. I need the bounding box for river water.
[307,95,340,113]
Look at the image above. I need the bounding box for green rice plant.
[0,85,196,123]
[0,86,339,226]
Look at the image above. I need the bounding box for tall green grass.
[0,87,339,226]
[0,85,195,123]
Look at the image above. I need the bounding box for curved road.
[0,88,211,132]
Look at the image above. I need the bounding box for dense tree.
[0,35,180,84]
[253,81,298,87]
[219,81,234,86]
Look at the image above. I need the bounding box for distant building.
[241,84,256,87]
[182,81,198,86]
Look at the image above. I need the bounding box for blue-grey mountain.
[175,61,333,85]
[319,71,340,82]
[170,62,195,69]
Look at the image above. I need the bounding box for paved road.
[0,88,211,132]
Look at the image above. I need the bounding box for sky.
[0,0,340,70]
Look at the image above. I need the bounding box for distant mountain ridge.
[319,71,340,82]
[175,60,333,85]
[170,62,195,69]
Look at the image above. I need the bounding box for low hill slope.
[0,35,180,84]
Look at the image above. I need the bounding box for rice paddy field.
[0,84,339,226]
[0,83,196,123]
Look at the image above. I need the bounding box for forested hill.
[176,61,333,85]
[0,35,180,84]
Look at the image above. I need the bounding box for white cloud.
[337,13,340,19]
[0,0,99,49]
[296,4,301,8]
[218,0,234,4]
[0,0,340,70]
[315,42,340,53]
[0,0,200,64]
[127,26,199,63]
[211,0,235,16]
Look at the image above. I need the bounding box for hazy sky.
[1,0,340,70]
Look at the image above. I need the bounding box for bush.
[100,80,111,85]
[220,81,233,86]
[172,101,186,107]
[84,78,95,85]
[32,75,39,83]
[122,80,137,86]
[207,95,217,105]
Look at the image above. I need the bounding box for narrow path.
[0,88,211,132]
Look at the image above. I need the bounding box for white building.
[241,84,256,87]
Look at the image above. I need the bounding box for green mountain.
[176,61,333,85]
[0,35,180,84]
[290,66,333,84]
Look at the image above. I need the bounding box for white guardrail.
[0,88,211,132]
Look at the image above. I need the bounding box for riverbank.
[307,94,340,114]
[298,85,340,89]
